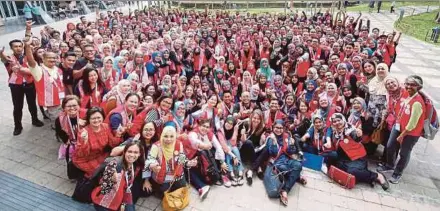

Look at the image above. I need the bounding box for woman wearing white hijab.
[367,63,389,128]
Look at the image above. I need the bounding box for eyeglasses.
[274,126,284,130]
[377,67,386,70]
[404,83,418,87]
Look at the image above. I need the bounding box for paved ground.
[0,6,440,211]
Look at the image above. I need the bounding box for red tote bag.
[338,137,367,161]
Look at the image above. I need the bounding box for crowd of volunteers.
[1,5,435,210]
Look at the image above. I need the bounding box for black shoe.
[378,172,390,191]
[257,170,264,180]
[13,127,23,136]
[32,119,44,127]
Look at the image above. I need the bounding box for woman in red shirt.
[73,107,123,178]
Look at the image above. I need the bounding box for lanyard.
[125,164,134,193]
[68,116,77,141]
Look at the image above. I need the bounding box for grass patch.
[395,9,440,45]
[347,1,440,12]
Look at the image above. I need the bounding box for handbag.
[162,169,190,211]
[58,143,74,160]
[65,144,83,180]
[338,137,367,161]
[72,176,98,203]
[263,163,283,198]
[371,122,385,145]
[328,165,356,189]
[72,158,107,203]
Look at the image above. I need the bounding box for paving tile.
[362,190,381,204]
[298,197,332,211]
[379,194,398,207]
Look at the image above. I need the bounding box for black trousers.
[9,83,38,128]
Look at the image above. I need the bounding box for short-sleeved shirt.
[59,63,74,85]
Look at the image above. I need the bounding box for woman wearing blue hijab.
[172,101,187,133]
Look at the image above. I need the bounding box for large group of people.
[0,5,433,210]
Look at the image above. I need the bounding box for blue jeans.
[188,167,208,190]
[225,146,244,172]
[274,155,302,193]
[385,126,420,176]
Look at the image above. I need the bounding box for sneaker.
[389,174,401,184]
[198,186,210,199]
[377,165,394,173]
[222,175,232,188]
[237,176,245,186]
[231,178,238,186]
[230,172,237,186]
[13,127,23,136]
[246,170,253,185]
[321,165,328,174]
[32,119,44,127]
[215,180,223,186]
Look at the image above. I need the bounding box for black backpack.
[198,149,222,184]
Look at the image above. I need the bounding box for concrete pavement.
[0,6,440,211]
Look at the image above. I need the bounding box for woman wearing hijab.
[113,56,127,82]
[100,56,116,90]
[347,97,376,154]
[142,125,197,198]
[105,93,139,139]
[269,39,283,73]
[325,113,389,190]
[313,97,337,127]
[319,83,343,110]
[256,58,276,84]
[172,101,189,133]
[102,79,132,108]
[237,71,253,99]
[367,63,389,129]
[301,80,318,105]
[267,120,305,206]
[306,67,319,83]
[381,76,408,163]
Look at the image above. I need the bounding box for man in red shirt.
[1,40,43,136]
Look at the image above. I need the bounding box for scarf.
[160,126,177,161]
[347,97,366,127]
[258,58,273,81]
[304,80,317,103]
[173,101,185,130]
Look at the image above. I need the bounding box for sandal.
[298,176,307,185]
[279,191,288,206]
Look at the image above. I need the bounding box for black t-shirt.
[72,57,103,86]
[59,63,74,85]
[73,57,103,71]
